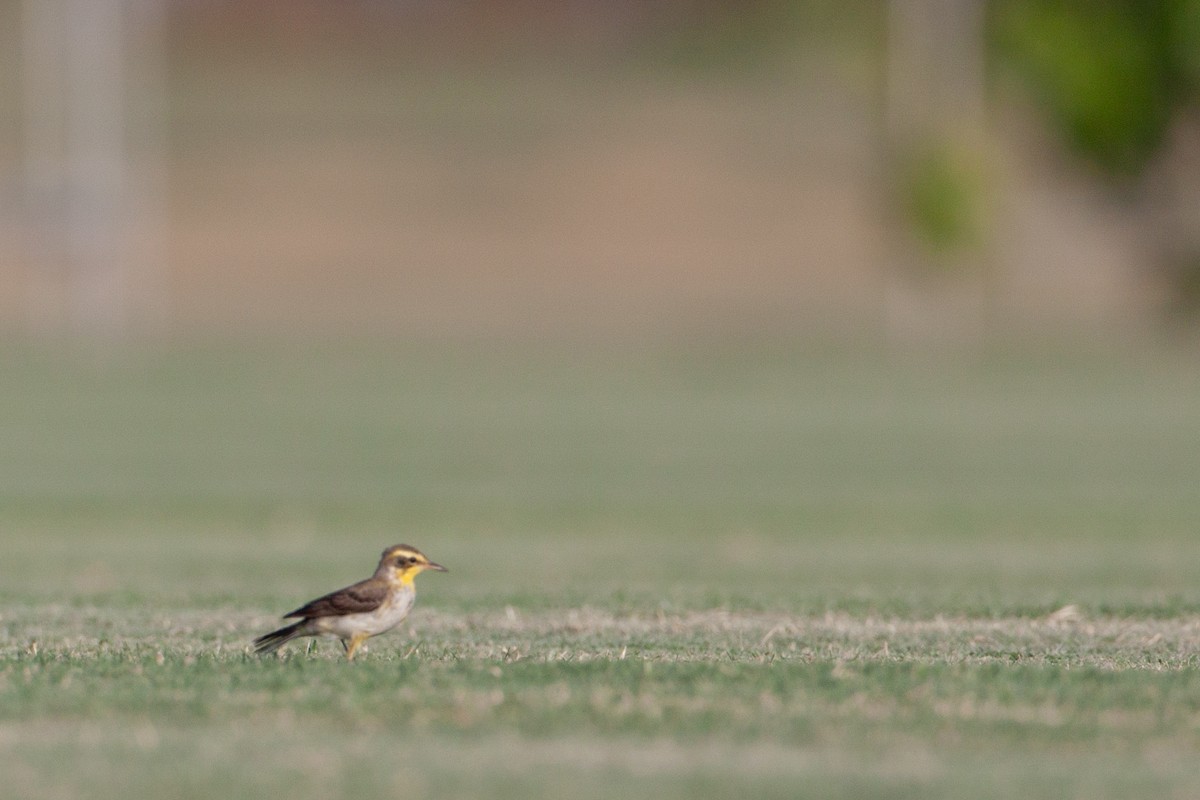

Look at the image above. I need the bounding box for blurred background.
[2,0,1199,346]
[2,0,1200,611]
[6,11,1200,800]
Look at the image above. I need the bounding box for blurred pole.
[883,0,989,346]
[65,0,128,340]
[21,0,131,342]
[886,0,986,145]
[21,0,69,335]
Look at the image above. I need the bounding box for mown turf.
[3,339,1200,799]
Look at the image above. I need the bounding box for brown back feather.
[284,577,390,619]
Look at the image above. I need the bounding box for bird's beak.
[425,561,448,573]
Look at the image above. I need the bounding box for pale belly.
[313,589,416,639]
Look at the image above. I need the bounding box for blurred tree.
[993,0,1200,318]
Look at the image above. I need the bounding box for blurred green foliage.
[895,142,987,262]
[994,0,1200,178]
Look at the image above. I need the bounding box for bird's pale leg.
[345,633,368,661]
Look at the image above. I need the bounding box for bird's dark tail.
[253,620,306,655]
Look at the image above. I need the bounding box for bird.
[253,544,447,660]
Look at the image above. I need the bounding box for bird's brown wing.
[283,578,389,619]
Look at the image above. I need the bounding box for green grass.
[3,338,1200,799]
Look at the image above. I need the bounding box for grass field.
[3,337,1200,799]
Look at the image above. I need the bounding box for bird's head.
[377,544,448,586]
